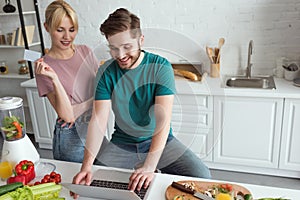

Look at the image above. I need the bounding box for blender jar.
[0,97,26,141]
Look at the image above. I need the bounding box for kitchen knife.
[171,181,214,200]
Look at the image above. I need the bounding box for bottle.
[18,60,29,75]
[0,60,8,74]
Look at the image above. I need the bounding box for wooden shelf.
[0,42,41,49]
[0,11,35,16]
[1,0,45,79]
[0,72,30,79]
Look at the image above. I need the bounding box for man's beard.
[127,48,141,69]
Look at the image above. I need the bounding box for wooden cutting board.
[165,180,252,200]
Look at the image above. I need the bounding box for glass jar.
[18,60,29,75]
[0,60,8,74]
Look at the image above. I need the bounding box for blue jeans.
[95,135,211,179]
[53,120,86,163]
[53,114,109,163]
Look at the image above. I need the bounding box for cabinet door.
[172,94,213,161]
[214,96,283,168]
[26,88,57,149]
[279,99,300,170]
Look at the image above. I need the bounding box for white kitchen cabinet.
[25,86,57,149]
[172,94,213,161]
[213,96,283,168]
[279,99,300,171]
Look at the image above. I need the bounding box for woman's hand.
[71,169,93,199]
[128,167,154,192]
[35,58,58,80]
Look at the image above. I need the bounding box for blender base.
[2,134,40,166]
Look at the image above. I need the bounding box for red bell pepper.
[15,160,35,184]
[12,121,22,138]
[7,173,26,185]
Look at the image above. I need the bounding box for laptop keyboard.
[91,179,148,200]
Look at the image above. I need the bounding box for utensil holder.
[210,63,220,78]
[284,68,300,81]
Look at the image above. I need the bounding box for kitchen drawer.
[172,111,213,129]
[173,132,213,161]
[173,94,213,111]
[172,122,211,135]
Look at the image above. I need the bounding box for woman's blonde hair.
[45,0,78,31]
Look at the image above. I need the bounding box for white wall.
[37,0,300,75]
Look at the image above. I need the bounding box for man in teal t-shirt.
[95,50,175,143]
[72,8,211,195]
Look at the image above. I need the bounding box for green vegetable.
[0,187,30,200]
[244,194,253,200]
[1,116,23,129]
[1,116,24,141]
[29,182,62,200]
[0,193,14,200]
[0,182,23,196]
[0,182,62,200]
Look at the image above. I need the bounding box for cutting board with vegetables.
[165,180,252,200]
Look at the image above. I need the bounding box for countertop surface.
[21,75,300,99]
[175,75,300,98]
[1,158,295,200]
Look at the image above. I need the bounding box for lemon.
[215,193,232,200]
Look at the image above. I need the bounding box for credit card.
[23,49,42,62]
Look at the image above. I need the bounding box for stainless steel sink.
[224,75,276,89]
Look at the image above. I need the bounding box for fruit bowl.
[35,161,56,176]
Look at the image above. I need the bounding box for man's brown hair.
[100,8,141,39]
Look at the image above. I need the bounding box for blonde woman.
[35,0,106,163]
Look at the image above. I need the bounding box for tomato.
[36,171,62,184]
[34,181,41,185]
[49,178,55,183]
[41,178,48,183]
[226,184,233,191]
[50,172,57,178]
[54,176,61,184]
[44,174,51,180]
[54,174,61,179]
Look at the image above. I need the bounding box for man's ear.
[139,35,145,46]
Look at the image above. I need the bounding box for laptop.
[61,167,151,200]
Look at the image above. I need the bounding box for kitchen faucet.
[246,40,253,78]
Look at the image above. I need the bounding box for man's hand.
[128,167,154,192]
[71,170,93,199]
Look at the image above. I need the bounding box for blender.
[0,96,40,166]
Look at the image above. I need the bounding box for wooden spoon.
[216,38,225,63]
[218,37,225,49]
[206,46,214,63]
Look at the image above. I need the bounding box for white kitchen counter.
[21,75,300,99]
[22,159,300,200]
[175,76,300,98]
